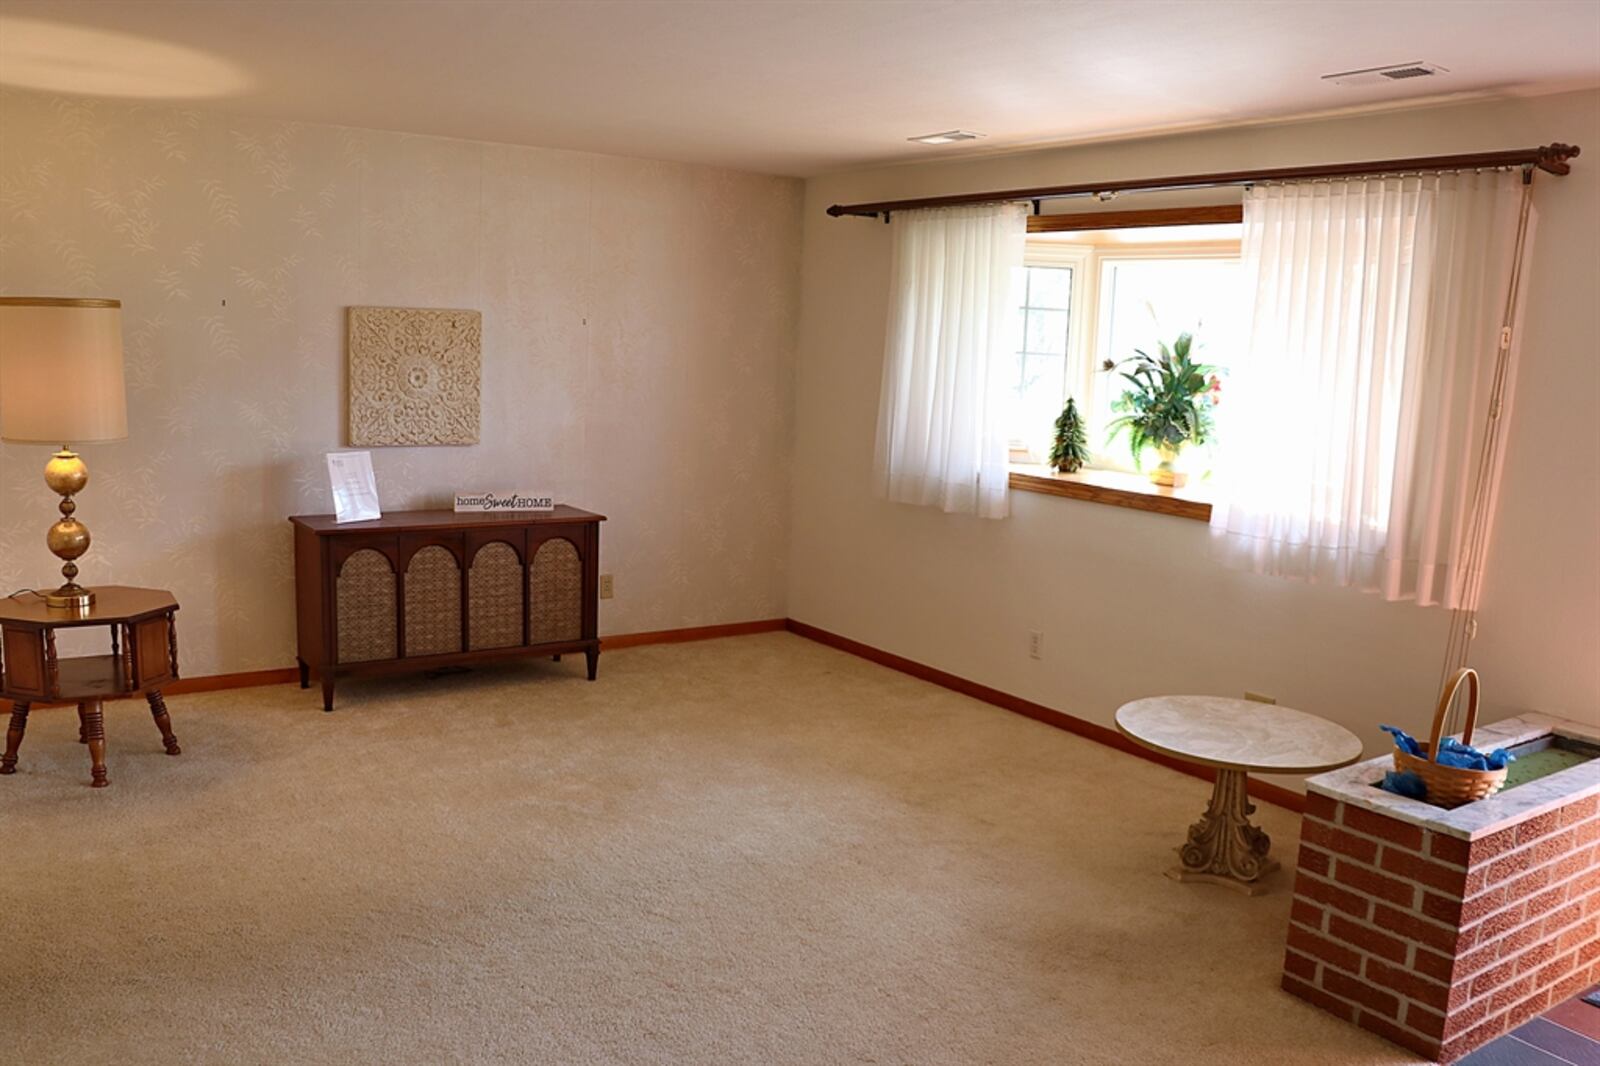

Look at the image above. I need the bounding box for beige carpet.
[2,633,1418,1065]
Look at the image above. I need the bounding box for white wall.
[789,90,1600,788]
[0,89,803,675]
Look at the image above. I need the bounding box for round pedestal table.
[1115,696,1363,896]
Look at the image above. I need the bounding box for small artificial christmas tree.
[1048,397,1089,474]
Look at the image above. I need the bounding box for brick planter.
[1282,714,1600,1063]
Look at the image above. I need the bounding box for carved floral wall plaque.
[348,306,482,446]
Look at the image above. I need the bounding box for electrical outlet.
[599,573,614,599]
[1028,630,1043,660]
[1244,691,1277,705]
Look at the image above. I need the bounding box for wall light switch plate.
[599,574,614,599]
[1028,630,1043,660]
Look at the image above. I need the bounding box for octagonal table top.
[1115,695,1364,775]
[0,586,179,628]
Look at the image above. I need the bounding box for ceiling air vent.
[1322,62,1448,87]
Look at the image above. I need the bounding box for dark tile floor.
[1456,986,1600,1065]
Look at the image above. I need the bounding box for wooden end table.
[0,586,183,788]
[1115,696,1363,895]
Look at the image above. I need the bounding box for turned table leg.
[1,701,30,774]
[78,703,89,743]
[147,690,182,755]
[81,700,109,788]
[1168,768,1277,896]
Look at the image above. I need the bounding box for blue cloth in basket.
[1380,771,1428,799]
[1380,725,1514,771]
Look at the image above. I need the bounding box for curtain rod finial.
[1537,143,1580,175]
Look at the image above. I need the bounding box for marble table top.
[1115,695,1365,774]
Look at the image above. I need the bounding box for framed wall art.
[348,306,482,446]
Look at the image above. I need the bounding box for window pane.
[1005,352,1066,456]
[1094,257,1243,469]
[1026,266,1072,309]
[1024,308,1069,355]
[1005,265,1074,455]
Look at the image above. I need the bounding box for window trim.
[1026,204,1244,233]
[1008,463,1213,522]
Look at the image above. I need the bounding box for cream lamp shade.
[0,297,128,443]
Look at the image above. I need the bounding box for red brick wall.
[1282,790,1600,1063]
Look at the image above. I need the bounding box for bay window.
[1007,222,1244,475]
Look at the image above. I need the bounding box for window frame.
[1013,231,1241,471]
[1006,247,1089,456]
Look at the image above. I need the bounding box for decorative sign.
[454,492,555,513]
[327,451,382,523]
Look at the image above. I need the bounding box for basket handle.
[1427,667,1480,765]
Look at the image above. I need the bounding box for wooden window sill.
[1008,463,1213,522]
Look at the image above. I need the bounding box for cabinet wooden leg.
[147,690,182,755]
[298,658,311,689]
[585,648,599,681]
[321,679,336,713]
[1,702,30,774]
[81,700,108,788]
[78,702,89,743]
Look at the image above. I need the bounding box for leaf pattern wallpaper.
[0,89,803,676]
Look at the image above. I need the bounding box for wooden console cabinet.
[290,507,604,711]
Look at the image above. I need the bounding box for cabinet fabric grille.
[529,538,582,644]
[468,541,523,650]
[404,545,463,657]
[336,549,397,662]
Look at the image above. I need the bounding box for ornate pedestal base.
[1167,768,1278,896]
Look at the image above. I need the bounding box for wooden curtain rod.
[826,142,1580,219]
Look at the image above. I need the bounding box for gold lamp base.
[42,447,97,611]
[44,585,96,610]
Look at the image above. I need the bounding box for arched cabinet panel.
[292,508,604,711]
[469,541,524,650]
[336,548,398,663]
[405,545,463,657]
[529,537,583,644]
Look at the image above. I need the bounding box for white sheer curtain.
[873,202,1027,518]
[1210,170,1533,607]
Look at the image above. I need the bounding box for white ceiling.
[2,0,1597,176]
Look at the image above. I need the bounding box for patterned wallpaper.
[0,89,802,676]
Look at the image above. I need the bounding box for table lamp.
[0,297,128,609]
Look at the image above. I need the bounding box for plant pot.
[1151,444,1188,488]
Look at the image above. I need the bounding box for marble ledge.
[1305,713,1600,841]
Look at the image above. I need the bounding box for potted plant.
[1101,332,1221,487]
[1048,397,1090,474]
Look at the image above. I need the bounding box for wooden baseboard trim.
[165,668,300,695]
[16,619,794,707]
[784,618,1305,814]
[601,618,788,650]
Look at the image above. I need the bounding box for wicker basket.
[1392,668,1507,809]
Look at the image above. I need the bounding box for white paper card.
[327,451,382,523]
[454,492,555,513]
